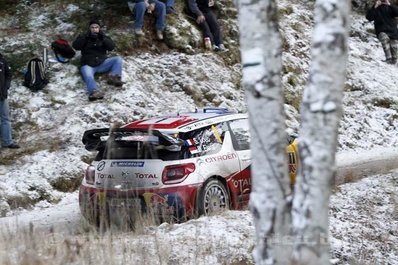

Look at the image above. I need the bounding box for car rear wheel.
[198,179,230,216]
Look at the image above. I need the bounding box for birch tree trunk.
[236,1,293,264]
[292,1,350,264]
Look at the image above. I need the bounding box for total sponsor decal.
[205,153,237,163]
[135,173,157,179]
[97,173,114,179]
[232,178,251,190]
[111,161,145,167]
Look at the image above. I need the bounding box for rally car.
[79,107,299,227]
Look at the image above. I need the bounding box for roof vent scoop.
[195,107,231,114]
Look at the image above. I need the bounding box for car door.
[227,118,252,208]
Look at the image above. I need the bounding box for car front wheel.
[198,179,230,216]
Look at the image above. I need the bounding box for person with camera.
[72,19,124,101]
[366,0,398,64]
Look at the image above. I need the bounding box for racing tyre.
[197,179,230,216]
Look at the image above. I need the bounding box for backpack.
[23,58,48,92]
[51,39,76,63]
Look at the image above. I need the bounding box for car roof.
[123,108,247,133]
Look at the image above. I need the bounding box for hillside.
[0,0,398,264]
[1,0,397,212]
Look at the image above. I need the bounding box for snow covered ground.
[1,149,397,265]
[0,0,398,264]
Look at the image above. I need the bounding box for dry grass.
[0,208,255,265]
[0,220,167,265]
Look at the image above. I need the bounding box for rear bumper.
[79,184,199,222]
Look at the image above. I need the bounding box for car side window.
[229,118,251,150]
[183,122,227,157]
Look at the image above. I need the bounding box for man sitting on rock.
[128,0,167,40]
[186,0,226,52]
[72,19,124,101]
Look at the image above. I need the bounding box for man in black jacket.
[0,53,20,149]
[73,19,124,101]
[186,0,226,51]
[366,0,398,64]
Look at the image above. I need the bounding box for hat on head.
[89,19,100,27]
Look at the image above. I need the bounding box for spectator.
[163,0,177,14]
[128,0,167,40]
[0,52,20,149]
[186,0,226,51]
[366,0,398,64]
[72,19,124,101]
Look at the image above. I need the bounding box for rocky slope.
[0,0,397,216]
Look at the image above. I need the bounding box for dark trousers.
[191,9,223,46]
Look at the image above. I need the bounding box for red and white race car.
[79,107,298,227]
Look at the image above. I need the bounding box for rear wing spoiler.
[82,128,183,152]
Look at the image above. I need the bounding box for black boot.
[88,90,105,101]
[107,75,124,87]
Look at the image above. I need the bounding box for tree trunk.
[292,1,350,265]
[236,1,293,264]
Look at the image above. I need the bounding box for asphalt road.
[335,147,398,186]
